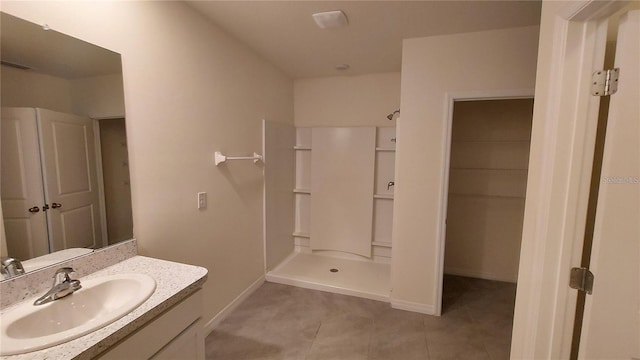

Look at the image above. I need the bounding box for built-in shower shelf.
[293,188,311,194]
[375,147,395,152]
[451,140,531,144]
[372,241,392,248]
[293,231,310,238]
[450,167,528,171]
[374,194,394,199]
[448,193,526,200]
[294,146,312,150]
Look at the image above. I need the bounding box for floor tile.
[205,276,516,360]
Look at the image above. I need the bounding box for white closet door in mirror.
[1,107,49,259]
[311,127,375,257]
[37,109,103,251]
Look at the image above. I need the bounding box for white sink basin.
[0,273,156,355]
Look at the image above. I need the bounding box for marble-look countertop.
[0,256,208,360]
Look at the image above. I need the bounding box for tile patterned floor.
[205,275,516,360]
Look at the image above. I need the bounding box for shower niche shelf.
[293,128,312,242]
[374,194,394,199]
[372,241,392,248]
[375,147,395,152]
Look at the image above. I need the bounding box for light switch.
[197,192,207,209]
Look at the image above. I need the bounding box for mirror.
[0,12,133,275]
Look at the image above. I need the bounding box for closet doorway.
[441,98,534,315]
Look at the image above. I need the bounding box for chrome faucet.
[33,267,82,306]
[1,257,25,279]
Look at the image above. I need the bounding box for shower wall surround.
[263,120,295,271]
[293,127,395,263]
[310,127,375,257]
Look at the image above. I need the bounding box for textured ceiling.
[186,1,542,79]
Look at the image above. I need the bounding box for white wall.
[1,65,74,112]
[393,26,539,313]
[1,65,124,118]
[294,72,400,127]
[0,1,294,325]
[70,74,125,118]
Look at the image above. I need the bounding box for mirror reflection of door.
[38,108,103,251]
[1,108,49,259]
[1,108,104,257]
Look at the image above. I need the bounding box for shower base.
[265,252,390,302]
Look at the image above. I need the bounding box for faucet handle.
[54,267,75,275]
[53,267,76,283]
[1,257,25,279]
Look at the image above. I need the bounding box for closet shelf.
[374,194,394,199]
[294,146,311,150]
[448,193,526,200]
[372,241,392,248]
[293,189,311,194]
[375,147,395,152]
[293,232,310,238]
[451,140,531,144]
[450,167,528,171]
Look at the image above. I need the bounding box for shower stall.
[263,121,396,301]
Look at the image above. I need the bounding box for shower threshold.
[265,252,390,302]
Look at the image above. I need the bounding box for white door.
[0,108,49,259]
[578,9,640,359]
[36,109,103,251]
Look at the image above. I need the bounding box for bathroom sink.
[0,273,156,355]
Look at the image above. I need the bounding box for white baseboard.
[444,267,517,283]
[390,298,436,315]
[203,275,265,336]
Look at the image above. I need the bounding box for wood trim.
[558,0,630,21]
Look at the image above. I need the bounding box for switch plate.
[197,192,207,209]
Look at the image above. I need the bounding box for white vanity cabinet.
[97,290,205,360]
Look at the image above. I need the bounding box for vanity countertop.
[0,255,208,360]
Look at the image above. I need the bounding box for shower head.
[387,109,400,120]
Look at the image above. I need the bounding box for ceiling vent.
[312,10,348,29]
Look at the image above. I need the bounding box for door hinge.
[591,68,619,96]
[570,267,594,294]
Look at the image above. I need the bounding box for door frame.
[435,89,535,316]
[93,118,108,247]
[510,1,628,359]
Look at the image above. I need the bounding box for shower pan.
[263,122,396,301]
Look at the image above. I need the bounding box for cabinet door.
[97,291,203,360]
[151,320,204,360]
